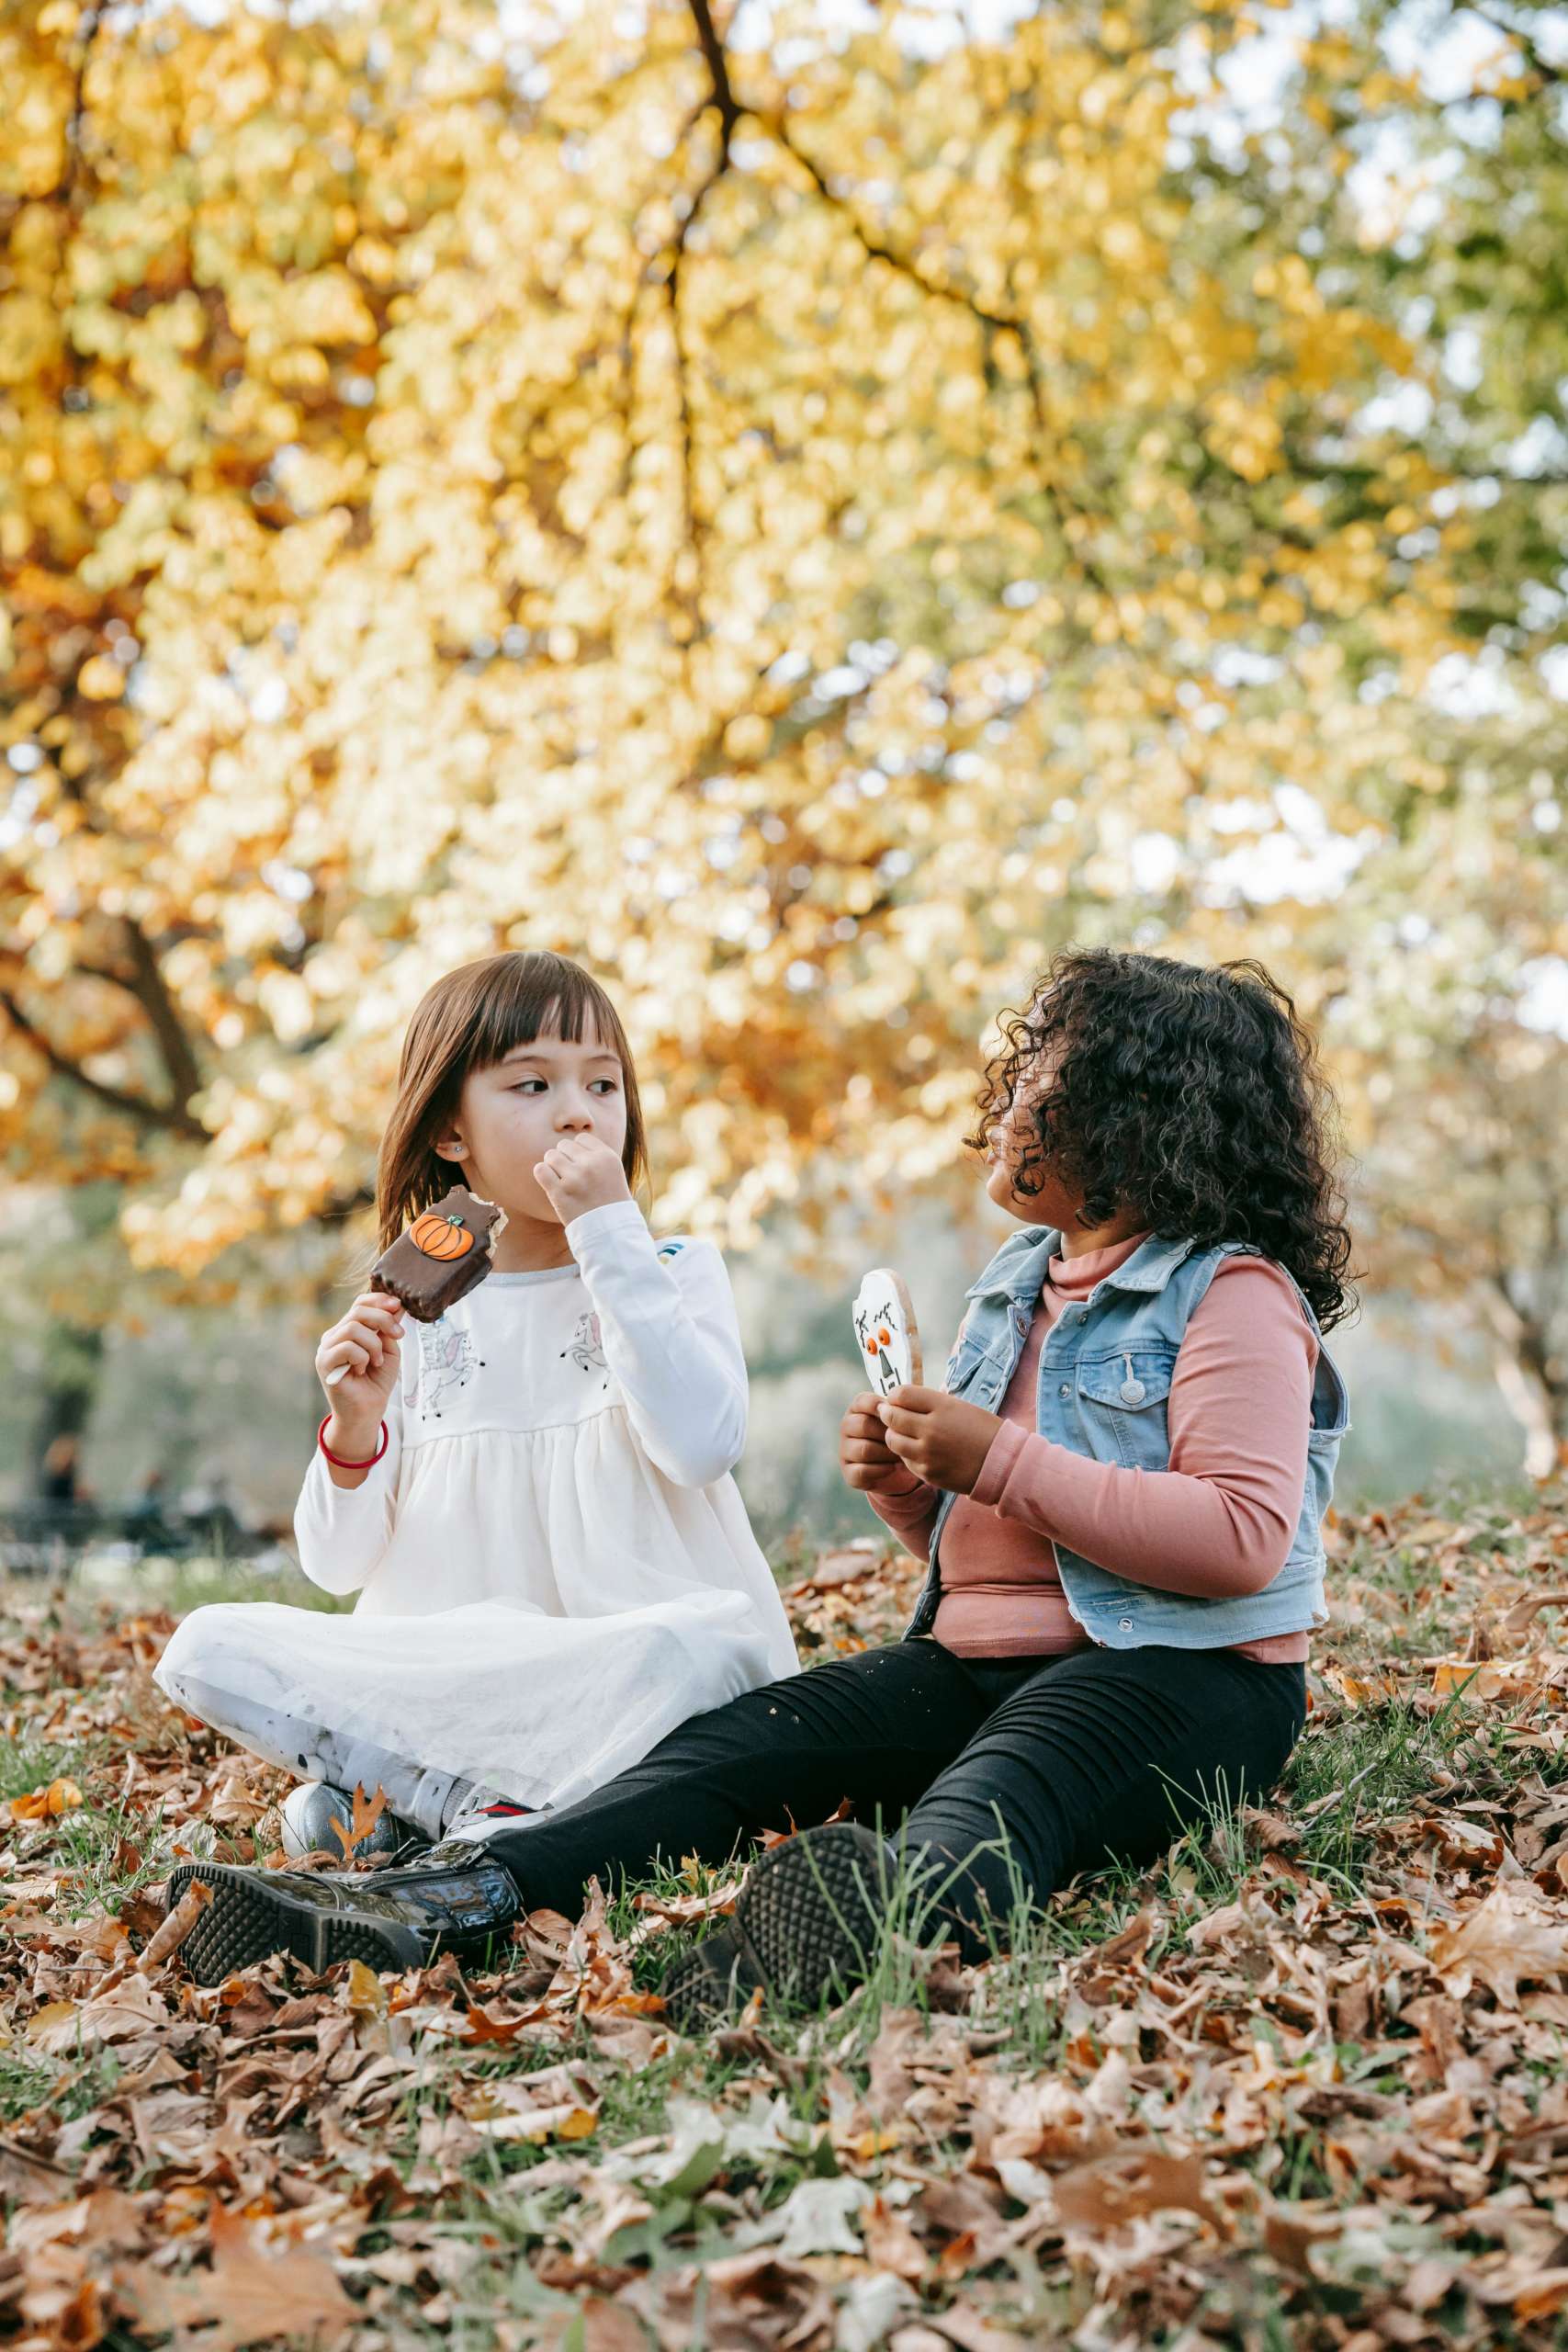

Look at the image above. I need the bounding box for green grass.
[162,1557,354,1615]
[0,2043,121,2128]
[9,1491,1568,2350]
[0,1739,94,1804]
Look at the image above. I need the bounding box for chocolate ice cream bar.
[371,1187,508,1321]
[323,1188,510,1382]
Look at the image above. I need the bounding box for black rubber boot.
[662,1821,897,2030]
[164,1839,523,1986]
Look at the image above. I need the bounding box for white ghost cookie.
[852,1268,923,1397]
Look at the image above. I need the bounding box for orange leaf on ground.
[7,1779,85,1823]
[118,2202,355,2352]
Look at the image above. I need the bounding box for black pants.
[483,1638,1306,1962]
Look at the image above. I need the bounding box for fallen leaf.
[7,1779,85,1823]
[28,1975,169,2053]
[330,1781,389,1860]
[1054,2146,1223,2234]
[468,2101,599,2143]
[920,2308,1033,2350]
[579,2301,654,2351]
[1427,1885,1568,2006]
[25,1999,79,2047]
[628,1877,746,1942]
[787,1543,887,1594]
[343,1959,388,2016]
[862,2193,928,2280]
[118,2202,355,2351]
[137,1878,211,1972]
[1502,1590,1568,1636]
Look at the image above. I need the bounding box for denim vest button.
[1118,1616,1134,1632]
[1119,1377,1145,1403]
[1058,1383,1070,1397]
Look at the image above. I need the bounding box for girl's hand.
[840,1391,927,1494]
[535,1132,633,1223]
[875,1385,1004,1496]
[316,1291,404,1427]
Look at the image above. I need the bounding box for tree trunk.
[1483,1280,1568,1482]
[28,1325,105,1497]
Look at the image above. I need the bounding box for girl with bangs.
[155,950,797,1857]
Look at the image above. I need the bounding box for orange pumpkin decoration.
[410,1211,474,1261]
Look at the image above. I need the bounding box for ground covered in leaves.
[6,1476,1568,2351]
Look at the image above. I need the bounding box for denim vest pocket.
[1076,1351,1178,1470]
[951,1333,1018,1410]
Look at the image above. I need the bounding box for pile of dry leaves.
[5,1473,1568,2350]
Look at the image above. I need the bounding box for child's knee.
[153,1606,287,1739]
[153,1604,239,1707]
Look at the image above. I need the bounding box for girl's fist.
[840,1390,925,1495]
[534,1132,633,1223]
[316,1290,405,1426]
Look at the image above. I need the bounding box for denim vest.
[903,1227,1350,1650]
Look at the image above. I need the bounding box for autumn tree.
[1234,0,1568,1462]
[2,0,1562,1455]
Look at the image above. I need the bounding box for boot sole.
[739,1823,890,2007]
[166,1860,426,1985]
[663,1824,891,2028]
[661,1917,763,2032]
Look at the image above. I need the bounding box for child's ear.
[436,1132,468,1160]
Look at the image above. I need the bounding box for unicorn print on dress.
[560,1308,609,1389]
[418,1318,478,1418]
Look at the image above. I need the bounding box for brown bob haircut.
[375,951,651,1250]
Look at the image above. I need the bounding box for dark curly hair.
[963,948,1358,1332]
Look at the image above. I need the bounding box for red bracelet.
[318,1415,389,1469]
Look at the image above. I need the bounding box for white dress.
[154,1201,800,1831]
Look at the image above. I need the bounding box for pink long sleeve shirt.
[865,1227,1318,1665]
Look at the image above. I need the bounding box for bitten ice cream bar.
[322,1188,509,1384]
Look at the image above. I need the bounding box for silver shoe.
[280,1781,423,1861]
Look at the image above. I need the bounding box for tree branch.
[42,918,205,1120]
[681,0,1108,602]
[1467,4,1564,89]
[765,117,1111,598]
[665,0,746,635]
[662,142,734,629]
[121,914,204,1111]
[50,3,103,207]
[685,0,740,142]
[0,989,205,1142]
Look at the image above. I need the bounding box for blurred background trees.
[2,0,1562,1529]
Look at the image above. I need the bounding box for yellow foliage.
[0,0,1532,1283]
